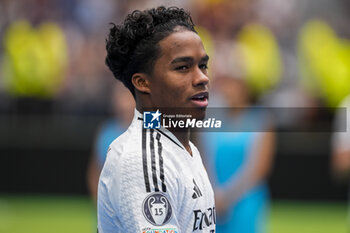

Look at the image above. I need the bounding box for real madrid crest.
[142,192,173,226]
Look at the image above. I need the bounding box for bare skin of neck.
[172,129,192,156]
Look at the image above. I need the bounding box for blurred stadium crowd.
[1,0,350,232]
[1,0,350,112]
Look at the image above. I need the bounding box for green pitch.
[0,195,95,233]
[0,195,348,233]
[269,201,348,233]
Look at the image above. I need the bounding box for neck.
[136,102,143,113]
[170,128,192,156]
[135,92,155,112]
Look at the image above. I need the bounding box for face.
[148,29,210,119]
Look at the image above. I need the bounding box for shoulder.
[98,127,143,211]
[106,121,142,159]
[99,121,143,180]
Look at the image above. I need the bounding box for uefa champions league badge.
[143,110,162,129]
[142,192,172,226]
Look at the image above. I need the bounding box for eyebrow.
[200,55,210,63]
[171,55,209,64]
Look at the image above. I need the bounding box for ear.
[131,73,151,94]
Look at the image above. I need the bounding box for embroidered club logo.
[143,110,161,129]
[142,192,172,226]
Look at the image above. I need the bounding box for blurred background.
[0,0,350,232]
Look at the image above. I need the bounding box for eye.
[199,64,208,70]
[175,65,189,71]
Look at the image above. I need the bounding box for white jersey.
[97,109,216,233]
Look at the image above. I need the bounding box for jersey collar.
[134,109,185,151]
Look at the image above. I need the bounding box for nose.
[193,67,209,87]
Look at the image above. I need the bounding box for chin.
[190,107,207,120]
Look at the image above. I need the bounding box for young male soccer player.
[97,6,216,233]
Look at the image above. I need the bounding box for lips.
[190,91,209,107]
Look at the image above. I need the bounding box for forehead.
[158,30,206,60]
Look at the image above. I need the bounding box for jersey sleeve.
[97,149,181,233]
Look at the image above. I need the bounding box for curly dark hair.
[105,6,196,96]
